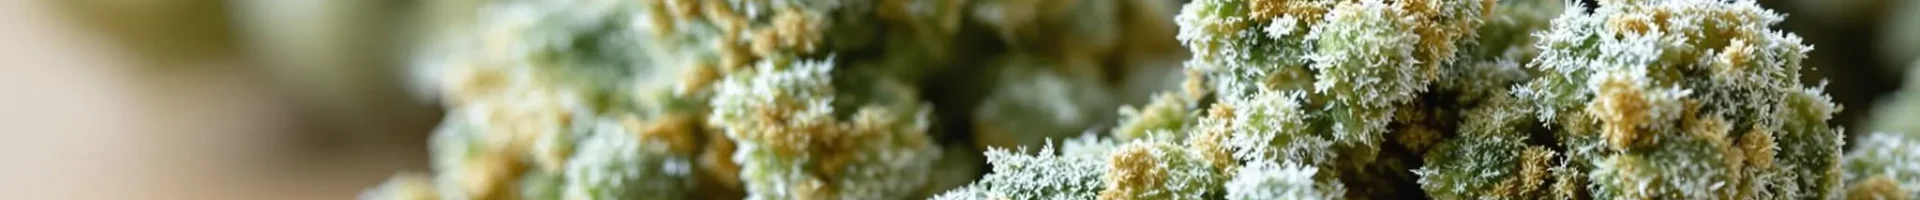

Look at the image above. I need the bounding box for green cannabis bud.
[708,58,940,200]
[931,137,1114,200]
[368,0,969,198]
[560,121,697,200]
[943,0,1854,199]
[386,0,714,199]
[366,0,1885,199]
[1224,160,1343,199]
[1843,132,1920,199]
[1516,0,1840,198]
[944,0,1498,198]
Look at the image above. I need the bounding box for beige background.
[0,0,429,199]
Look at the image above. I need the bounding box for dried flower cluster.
[944,0,1857,199]
[364,0,1915,199]
[363,0,1179,199]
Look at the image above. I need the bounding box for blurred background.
[0,0,1913,199]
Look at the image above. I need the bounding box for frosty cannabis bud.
[945,0,1855,199]
[930,137,1114,200]
[366,0,1900,199]
[946,0,1499,198]
[561,121,695,200]
[708,58,940,200]
[1224,161,1342,199]
[1517,0,1841,198]
[1844,132,1920,199]
[368,0,974,198]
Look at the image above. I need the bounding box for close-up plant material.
[9,0,1920,199]
[353,0,1920,199]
